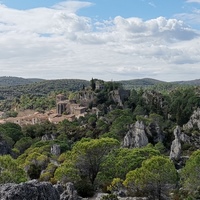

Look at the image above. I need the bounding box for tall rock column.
[170,126,182,161]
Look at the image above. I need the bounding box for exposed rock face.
[51,144,61,156]
[123,121,148,148]
[60,182,79,200]
[110,89,130,107]
[0,180,80,200]
[75,91,95,107]
[142,90,165,111]
[0,180,60,200]
[93,193,147,200]
[183,108,200,131]
[146,122,164,144]
[170,126,182,161]
[42,134,56,141]
[170,120,200,162]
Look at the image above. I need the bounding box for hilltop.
[0,76,44,86]
[0,78,90,99]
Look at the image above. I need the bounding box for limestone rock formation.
[0,180,60,200]
[123,121,148,148]
[183,108,200,131]
[93,193,147,200]
[142,90,165,111]
[60,182,79,200]
[146,122,164,144]
[110,89,130,107]
[170,126,182,161]
[0,180,81,200]
[42,134,56,141]
[51,144,61,156]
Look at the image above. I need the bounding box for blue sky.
[1,0,197,21]
[0,0,200,81]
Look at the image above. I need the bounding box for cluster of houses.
[0,80,131,127]
[1,94,87,126]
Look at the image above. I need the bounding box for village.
[0,80,130,126]
[0,94,88,126]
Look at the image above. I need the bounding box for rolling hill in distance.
[0,76,44,86]
[1,76,200,87]
[0,76,199,100]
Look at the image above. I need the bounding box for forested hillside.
[0,78,200,199]
[0,76,44,86]
[119,78,200,90]
[0,79,90,100]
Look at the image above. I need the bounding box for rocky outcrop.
[169,126,191,161]
[142,90,165,110]
[60,182,79,200]
[123,121,148,148]
[51,144,61,156]
[110,89,130,107]
[146,122,164,144]
[0,180,80,200]
[75,91,95,107]
[170,126,182,161]
[42,134,56,141]
[93,193,147,200]
[0,180,60,200]
[183,108,200,131]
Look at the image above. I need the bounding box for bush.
[75,180,95,197]
[101,194,119,200]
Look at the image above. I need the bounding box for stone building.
[95,81,104,90]
[56,94,86,117]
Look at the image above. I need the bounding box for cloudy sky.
[0,0,200,81]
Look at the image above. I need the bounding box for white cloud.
[148,2,156,8]
[175,9,200,26]
[186,0,200,3]
[0,1,200,81]
[52,1,93,11]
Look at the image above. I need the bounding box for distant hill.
[0,76,200,100]
[118,78,166,90]
[119,78,200,90]
[0,79,90,99]
[119,78,165,86]
[172,79,200,86]
[0,76,44,87]
[119,78,200,87]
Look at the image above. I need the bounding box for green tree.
[99,146,160,187]
[0,155,27,183]
[0,122,23,143]
[55,137,119,191]
[73,138,120,186]
[169,88,200,125]
[124,156,177,200]
[54,151,81,183]
[14,137,33,153]
[105,109,134,139]
[181,150,200,198]
[91,78,96,91]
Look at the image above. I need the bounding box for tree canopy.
[124,156,178,200]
